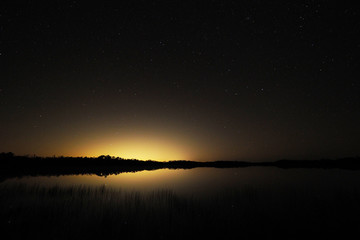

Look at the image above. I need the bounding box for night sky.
[1,1,359,161]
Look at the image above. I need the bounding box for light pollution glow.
[41,128,197,161]
[76,136,191,161]
[10,120,247,161]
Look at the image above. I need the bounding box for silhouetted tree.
[0,152,14,159]
[97,155,112,160]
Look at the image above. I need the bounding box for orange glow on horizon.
[16,125,222,161]
[69,133,192,161]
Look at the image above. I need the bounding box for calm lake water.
[2,167,360,239]
[2,167,360,197]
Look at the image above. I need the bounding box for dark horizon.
[2,150,360,184]
[2,1,359,161]
[2,151,359,165]
[2,151,360,163]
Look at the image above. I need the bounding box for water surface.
[3,167,360,197]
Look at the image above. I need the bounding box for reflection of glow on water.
[3,168,360,199]
[65,169,192,190]
[4,168,242,197]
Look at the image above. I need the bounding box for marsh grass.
[1,183,360,239]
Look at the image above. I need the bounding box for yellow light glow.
[72,134,191,161]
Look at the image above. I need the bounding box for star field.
[1,1,359,161]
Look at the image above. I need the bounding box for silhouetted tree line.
[0,152,359,182]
